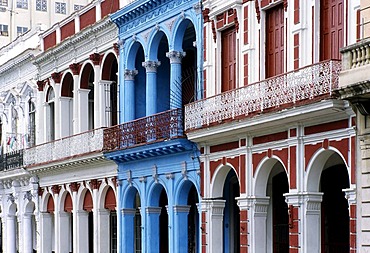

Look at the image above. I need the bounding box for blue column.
[146,206,162,252]
[174,205,191,253]
[123,69,138,122]
[142,61,161,116]
[166,51,186,109]
[121,208,136,253]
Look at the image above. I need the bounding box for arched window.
[28,100,36,147]
[47,87,55,141]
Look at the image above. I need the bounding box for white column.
[59,97,72,138]
[76,210,89,253]
[203,199,226,253]
[71,72,80,134]
[56,212,70,253]
[94,65,102,128]
[23,214,33,253]
[54,84,61,140]
[99,80,113,127]
[301,192,323,253]
[97,209,110,252]
[248,197,270,253]
[77,89,90,133]
[43,102,49,142]
[39,212,52,253]
[36,84,45,144]
[6,214,16,253]
[72,190,78,253]
[93,188,99,253]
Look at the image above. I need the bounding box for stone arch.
[125,40,147,69]
[174,177,200,205]
[122,184,141,208]
[254,156,288,196]
[24,200,35,214]
[77,188,93,211]
[147,30,170,61]
[79,62,95,89]
[98,183,117,210]
[211,163,239,198]
[101,51,119,80]
[305,147,349,192]
[172,17,197,51]
[60,71,74,97]
[147,180,169,207]
[8,202,17,215]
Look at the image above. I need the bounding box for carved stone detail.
[69,63,81,75]
[51,72,62,83]
[124,69,138,81]
[142,61,161,73]
[166,51,186,64]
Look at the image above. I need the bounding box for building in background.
[0,0,94,47]
[184,0,358,252]
[336,0,370,251]
[105,0,203,251]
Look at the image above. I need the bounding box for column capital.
[146,206,162,214]
[343,187,356,205]
[166,51,186,64]
[142,61,161,73]
[124,69,138,81]
[121,208,136,215]
[173,205,191,214]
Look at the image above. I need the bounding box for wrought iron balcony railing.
[0,150,24,171]
[103,108,184,152]
[185,60,341,131]
[24,128,104,167]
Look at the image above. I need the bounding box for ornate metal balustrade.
[24,128,104,166]
[103,108,184,152]
[185,60,341,131]
[0,150,24,171]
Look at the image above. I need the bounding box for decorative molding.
[90,179,102,190]
[51,72,62,84]
[7,193,15,203]
[255,0,260,23]
[37,80,45,91]
[173,205,191,213]
[70,182,80,192]
[211,20,216,42]
[113,43,119,55]
[181,161,188,179]
[193,2,202,15]
[203,8,210,23]
[139,176,147,183]
[38,187,44,196]
[24,191,33,201]
[146,206,162,214]
[165,173,174,179]
[121,208,136,215]
[152,165,158,183]
[69,63,81,75]
[124,69,138,81]
[142,61,161,73]
[166,51,186,64]
[89,53,102,66]
[127,170,132,186]
[51,185,61,194]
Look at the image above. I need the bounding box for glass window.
[16,26,28,36]
[74,4,84,11]
[55,2,66,14]
[16,0,28,9]
[28,100,36,147]
[0,24,8,36]
[36,0,47,11]
[0,0,8,7]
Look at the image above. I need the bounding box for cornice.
[0,49,38,75]
[110,0,197,33]
[34,18,116,76]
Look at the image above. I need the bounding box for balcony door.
[320,0,344,60]
[221,26,236,92]
[266,4,285,78]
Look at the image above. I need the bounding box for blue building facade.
[106,0,203,252]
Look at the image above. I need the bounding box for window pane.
[74,4,84,11]
[0,0,8,7]
[55,2,66,14]
[16,0,28,9]
[36,0,47,11]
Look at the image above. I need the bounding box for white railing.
[341,38,370,70]
[24,128,104,166]
[185,60,341,131]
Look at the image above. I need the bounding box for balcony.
[103,108,184,153]
[24,128,104,167]
[338,39,370,100]
[0,150,23,171]
[185,60,341,131]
